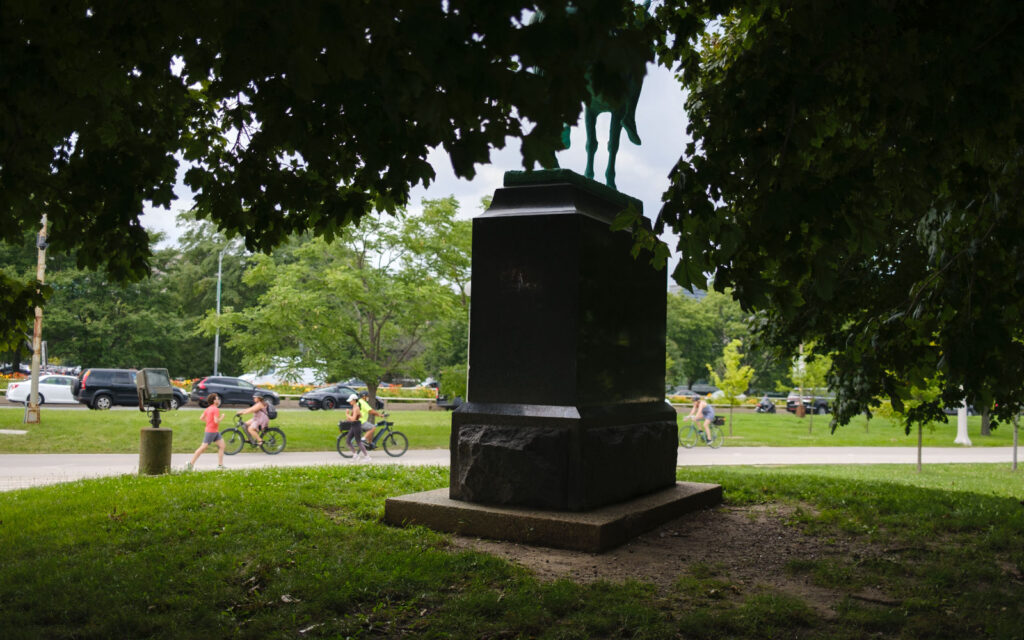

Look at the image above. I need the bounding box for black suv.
[785,388,833,415]
[190,376,280,407]
[74,368,189,410]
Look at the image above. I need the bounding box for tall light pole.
[213,248,223,376]
[24,215,48,424]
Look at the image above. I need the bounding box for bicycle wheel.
[336,434,354,458]
[221,428,245,455]
[382,431,409,457]
[260,427,286,454]
[708,425,725,449]
[680,425,699,448]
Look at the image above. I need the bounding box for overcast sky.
[141,62,689,250]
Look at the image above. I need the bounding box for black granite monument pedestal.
[384,170,721,551]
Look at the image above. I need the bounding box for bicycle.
[221,414,287,455]
[337,413,408,458]
[679,415,725,449]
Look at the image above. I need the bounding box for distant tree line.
[666,288,790,394]
[0,200,472,388]
[0,220,251,378]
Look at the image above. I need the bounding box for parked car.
[667,387,698,402]
[190,376,280,407]
[710,390,746,401]
[74,368,188,410]
[785,388,833,415]
[299,384,383,410]
[690,383,720,397]
[0,362,31,375]
[5,374,78,404]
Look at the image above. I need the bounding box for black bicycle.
[336,414,408,458]
[221,414,287,455]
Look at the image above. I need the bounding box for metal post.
[213,249,223,376]
[24,215,47,424]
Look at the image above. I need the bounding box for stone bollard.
[139,427,173,475]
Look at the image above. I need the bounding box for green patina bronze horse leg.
[584,103,599,181]
[606,109,624,190]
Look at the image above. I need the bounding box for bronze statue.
[555,2,650,191]
[568,66,644,190]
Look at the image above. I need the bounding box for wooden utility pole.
[24,215,47,424]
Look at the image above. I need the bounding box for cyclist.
[344,393,369,461]
[358,390,386,445]
[685,396,715,443]
[186,392,225,470]
[237,394,270,446]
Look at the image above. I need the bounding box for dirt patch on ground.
[449,503,866,617]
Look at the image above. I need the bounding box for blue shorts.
[203,432,222,444]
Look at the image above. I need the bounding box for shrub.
[439,365,468,400]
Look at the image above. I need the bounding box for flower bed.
[377,386,438,399]
[0,373,28,390]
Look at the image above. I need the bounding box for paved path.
[1,447,1018,492]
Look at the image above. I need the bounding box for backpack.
[265,401,278,420]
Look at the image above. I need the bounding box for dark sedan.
[190,376,280,407]
[299,384,383,410]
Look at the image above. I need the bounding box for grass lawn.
[0,463,1020,639]
[0,408,455,453]
[0,407,1018,453]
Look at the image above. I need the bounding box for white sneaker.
[359,452,370,461]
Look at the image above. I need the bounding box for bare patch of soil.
[449,504,868,617]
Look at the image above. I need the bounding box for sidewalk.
[0,447,1018,491]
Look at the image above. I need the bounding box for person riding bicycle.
[357,390,386,445]
[685,396,715,442]
[237,394,270,447]
[344,393,369,461]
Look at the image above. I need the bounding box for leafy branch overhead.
[0,0,648,347]
[1,1,646,277]
[654,0,1024,425]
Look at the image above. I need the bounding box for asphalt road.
[0,446,1017,492]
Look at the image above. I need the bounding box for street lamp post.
[213,249,223,376]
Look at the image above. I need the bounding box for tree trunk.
[864,411,870,433]
[728,403,734,436]
[921,421,929,471]
[1013,415,1019,472]
[980,406,991,436]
